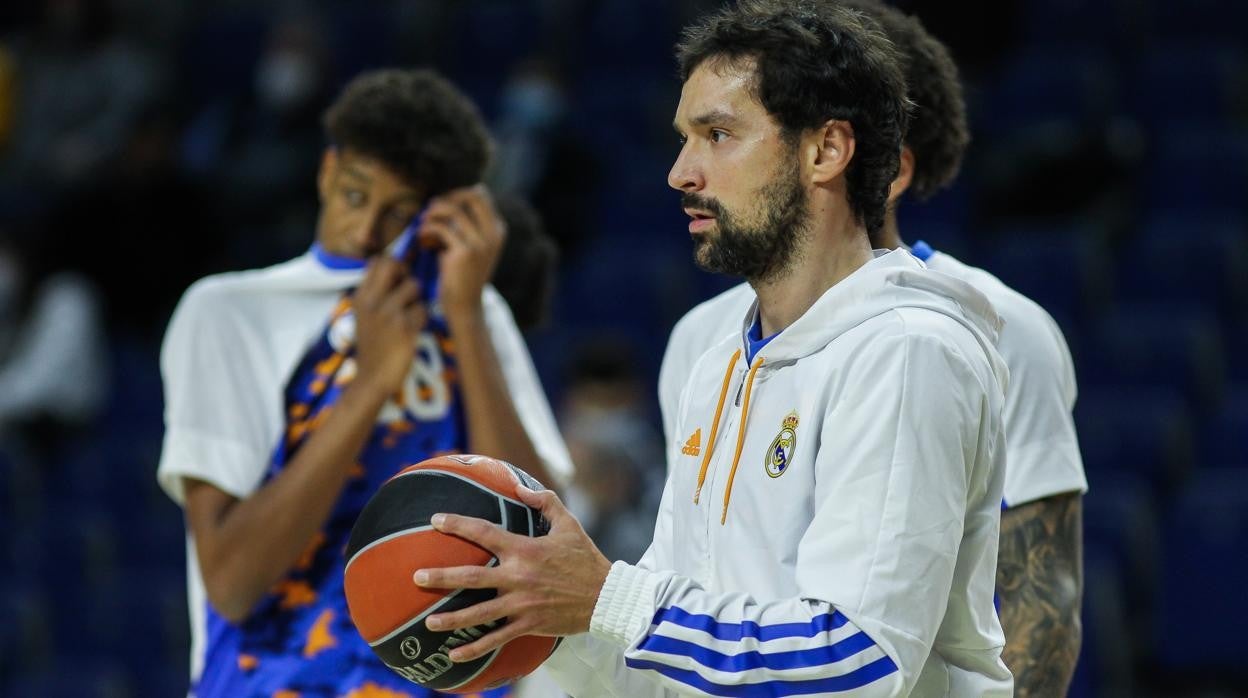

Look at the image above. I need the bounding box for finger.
[417,221,466,255]
[460,186,504,246]
[355,259,386,306]
[424,595,510,632]
[424,199,484,249]
[446,620,530,663]
[516,485,568,525]
[431,513,517,553]
[380,277,420,315]
[404,303,428,333]
[360,258,405,304]
[413,563,502,591]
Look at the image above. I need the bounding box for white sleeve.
[157,282,278,506]
[481,286,574,489]
[544,460,680,697]
[999,305,1088,507]
[551,329,993,696]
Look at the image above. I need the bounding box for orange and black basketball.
[343,454,559,694]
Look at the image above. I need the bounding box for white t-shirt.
[658,248,1088,508]
[156,251,572,684]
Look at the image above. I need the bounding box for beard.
[683,158,811,284]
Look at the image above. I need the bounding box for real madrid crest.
[765,412,799,478]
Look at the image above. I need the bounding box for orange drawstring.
[694,348,741,504]
[721,357,764,524]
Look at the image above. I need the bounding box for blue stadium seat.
[1146,0,1248,42]
[1016,0,1144,48]
[50,569,188,676]
[1228,325,1248,383]
[1118,213,1248,318]
[1157,468,1248,671]
[327,5,399,79]
[4,661,132,698]
[13,509,120,602]
[178,11,270,110]
[1082,471,1159,621]
[1144,126,1248,213]
[1069,542,1136,698]
[1202,385,1248,469]
[1129,42,1247,129]
[983,230,1113,324]
[986,47,1118,133]
[1084,303,1226,410]
[0,580,51,680]
[1074,388,1193,494]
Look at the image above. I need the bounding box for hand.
[413,485,612,663]
[417,185,505,319]
[352,257,428,394]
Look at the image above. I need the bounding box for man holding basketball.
[657,2,1087,695]
[157,69,570,696]
[415,2,1013,696]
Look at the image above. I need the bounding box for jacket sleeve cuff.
[588,560,661,649]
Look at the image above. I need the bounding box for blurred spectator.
[490,59,599,260]
[559,340,664,564]
[0,219,106,455]
[181,14,334,267]
[0,0,163,189]
[49,103,219,332]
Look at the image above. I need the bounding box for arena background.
[0,0,1244,696]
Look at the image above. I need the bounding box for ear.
[887,145,915,204]
[317,147,338,202]
[808,120,855,185]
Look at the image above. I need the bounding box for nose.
[347,209,386,256]
[668,144,704,193]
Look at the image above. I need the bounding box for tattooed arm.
[997,491,1084,696]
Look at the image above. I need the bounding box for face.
[315,148,426,258]
[668,59,811,283]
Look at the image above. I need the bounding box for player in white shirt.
[157,69,570,697]
[411,3,1012,695]
[657,2,1087,694]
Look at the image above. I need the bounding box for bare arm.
[446,308,548,483]
[421,186,553,489]
[185,260,424,622]
[996,491,1084,696]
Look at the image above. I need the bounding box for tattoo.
[996,492,1083,697]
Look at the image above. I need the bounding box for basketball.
[343,454,559,694]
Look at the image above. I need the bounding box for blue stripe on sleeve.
[650,606,850,642]
[624,654,899,696]
[638,631,877,672]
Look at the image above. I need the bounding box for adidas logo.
[682,428,702,457]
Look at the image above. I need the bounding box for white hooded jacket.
[545,249,1013,696]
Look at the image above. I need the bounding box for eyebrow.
[674,109,741,133]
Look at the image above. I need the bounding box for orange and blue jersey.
[194,232,512,698]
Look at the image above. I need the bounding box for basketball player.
[656,3,1086,694]
[156,68,571,696]
[413,3,1013,694]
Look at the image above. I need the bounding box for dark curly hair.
[323,69,492,196]
[491,194,559,332]
[838,0,968,200]
[676,0,910,237]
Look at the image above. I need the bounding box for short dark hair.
[839,0,968,200]
[491,194,559,332]
[323,69,492,196]
[676,0,910,236]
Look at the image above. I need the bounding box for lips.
[685,208,716,233]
